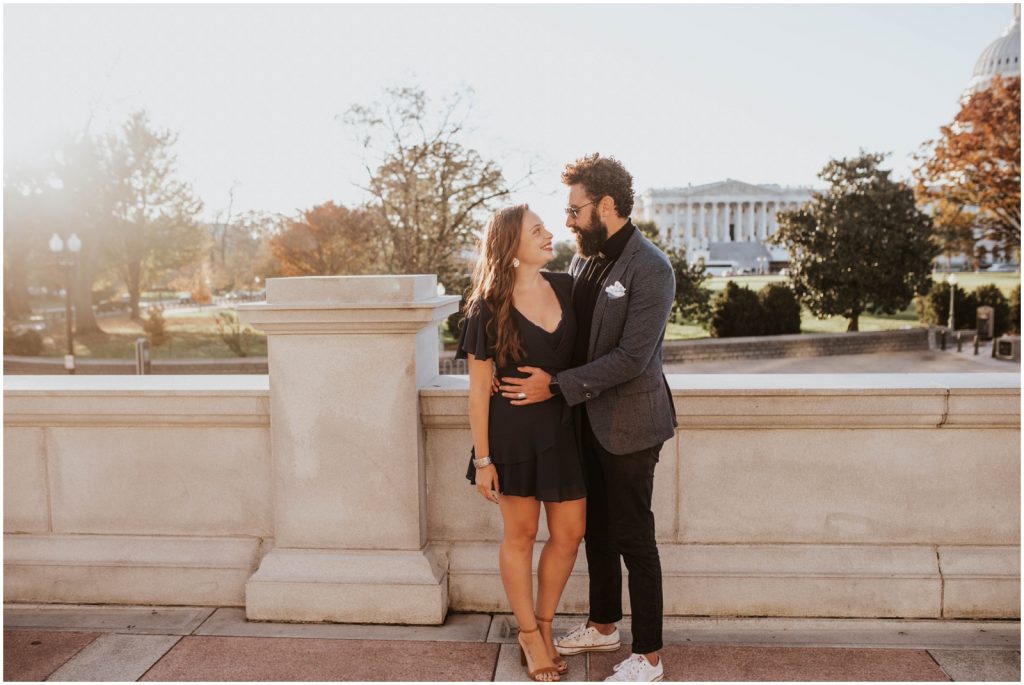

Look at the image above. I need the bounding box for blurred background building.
[639,4,1020,274]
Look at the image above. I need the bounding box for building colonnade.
[646,199,803,250]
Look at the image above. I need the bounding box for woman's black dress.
[456,271,586,502]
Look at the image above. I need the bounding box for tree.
[271,202,381,276]
[5,134,115,333]
[101,111,204,320]
[344,86,533,288]
[51,130,117,334]
[545,240,577,273]
[915,75,1020,260]
[219,211,278,291]
[770,152,939,331]
[3,158,51,321]
[928,198,981,271]
[636,220,714,326]
[1009,284,1021,334]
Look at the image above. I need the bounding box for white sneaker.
[604,653,664,682]
[553,620,621,655]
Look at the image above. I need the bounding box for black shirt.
[570,220,636,367]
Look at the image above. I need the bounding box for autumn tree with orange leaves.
[271,201,382,276]
[914,75,1021,262]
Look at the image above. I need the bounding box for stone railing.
[4,275,1020,625]
[0,325,933,376]
[423,373,1020,619]
[659,327,930,362]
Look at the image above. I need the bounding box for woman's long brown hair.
[464,204,528,367]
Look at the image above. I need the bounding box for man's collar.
[597,219,635,260]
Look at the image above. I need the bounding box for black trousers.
[579,406,664,654]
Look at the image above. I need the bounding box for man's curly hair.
[561,153,634,219]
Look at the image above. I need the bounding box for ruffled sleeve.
[455,299,495,361]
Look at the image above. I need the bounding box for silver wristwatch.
[473,454,493,468]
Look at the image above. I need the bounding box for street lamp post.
[947,273,958,331]
[49,232,82,374]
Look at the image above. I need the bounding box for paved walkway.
[4,605,1019,681]
[663,340,1020,374]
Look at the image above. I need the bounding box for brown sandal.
[518,624,560,682]
[536,616,569,675]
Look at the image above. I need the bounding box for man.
[499,153,676,682]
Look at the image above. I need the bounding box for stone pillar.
[758,202,768,241]
[237,275,460,624]
[724,202,732,242]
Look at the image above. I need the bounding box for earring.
[512,257,520,268]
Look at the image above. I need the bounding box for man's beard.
[573,216,609,258]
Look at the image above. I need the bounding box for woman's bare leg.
[499,494,556,678]
[537,498,586,661]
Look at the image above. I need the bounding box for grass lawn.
[23,272,1020,358]
[37,306,267,359]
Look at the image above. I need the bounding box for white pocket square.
[605,281,626,299]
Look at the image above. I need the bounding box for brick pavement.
[4,605,1019,681]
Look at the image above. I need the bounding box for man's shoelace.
[562,622,590,642]
[614,654,648,676]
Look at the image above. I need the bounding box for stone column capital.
[238,275,459,335]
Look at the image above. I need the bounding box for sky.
[3,2,1017,243]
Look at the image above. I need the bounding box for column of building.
[698,202,706,246]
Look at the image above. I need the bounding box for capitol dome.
[966,3,1021,94]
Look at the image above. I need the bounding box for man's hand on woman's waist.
[499,366,554,406]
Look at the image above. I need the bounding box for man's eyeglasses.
[564,201,594,219]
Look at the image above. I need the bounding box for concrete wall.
[4,376,272,606]
[5,373,1018,620]
[424,374,1020,620]
[3,275,1019,624]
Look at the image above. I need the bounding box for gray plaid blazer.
[557,228,678,455]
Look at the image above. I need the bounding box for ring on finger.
[517,392,526,400]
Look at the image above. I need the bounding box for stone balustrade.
[4,275,1020,624]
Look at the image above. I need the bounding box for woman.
[457,204,586,682]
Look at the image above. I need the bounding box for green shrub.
[758,283,802,335]
[444,274,473,342]
[709,281,765,338]
[1010,285,1021,334]
[916,281,977,330]
[143,306,169,347]
[3,328,43,355]
[215,310,256,357]
[972,284,1011,337]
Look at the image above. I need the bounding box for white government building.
[634,181,813,275]
[637,4,1021,275]
[964,3,1020,97]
